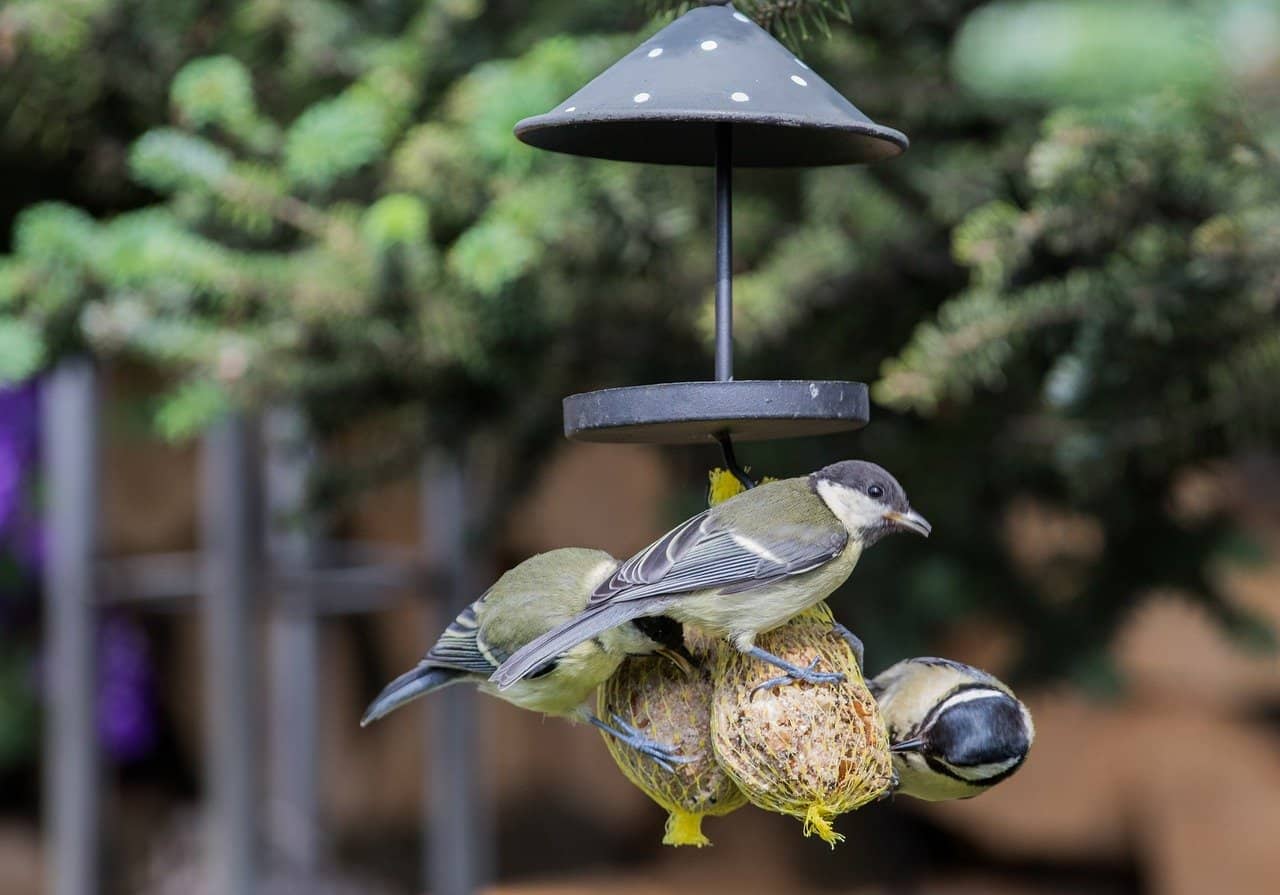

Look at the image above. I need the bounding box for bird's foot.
[743,644,846,695]
[877,768,901,803]
[750,656,845,698]
[831,622,865,670]
[589,713,696,772]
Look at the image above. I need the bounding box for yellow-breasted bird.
[492,461,929,692]
[869,657,1034,801]
[362,547,694,769]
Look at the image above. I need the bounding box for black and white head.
[810,460,930,546]
[883,661,1034,799]
[628,615,696,675]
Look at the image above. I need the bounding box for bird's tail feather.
[491,601,656,689]
[360,664,471,726]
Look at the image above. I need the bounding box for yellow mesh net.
[706,467,776,506]
[598,631,747,847]
[709,607,893,846]
[599,466,890,846]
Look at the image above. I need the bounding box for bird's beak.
[656,644,697,677]
[890,737,926,754]
[884,508,932,537]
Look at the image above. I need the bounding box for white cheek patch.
[934,687,1009,716]
[944,755,1022,781]
[815,480,887,532]
[900,751,930,771]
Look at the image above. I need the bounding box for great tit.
[869,657,1034,801]
[362,547,695,769]
[492,461,929,691]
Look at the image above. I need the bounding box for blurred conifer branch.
[875,93,1280,481]
[2,0,1279,678]
[648,1,854,42]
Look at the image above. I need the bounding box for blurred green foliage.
[1,0,1277,684]
[953,1,1226,103]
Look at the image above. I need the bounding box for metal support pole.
[200,415,258,895]
[263,407,320,880]
[41,359,100,895]
[421,451,490,895]
[715,122,734,383]
[712,124,757,489]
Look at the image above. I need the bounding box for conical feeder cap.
[515,2,907,167]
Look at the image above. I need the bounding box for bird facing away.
[869,657,1035,801]
[492,460,930,692]
[361,547,694,769]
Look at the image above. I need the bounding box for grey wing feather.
[587,510,846,608]
[588,511,711,605]
[423,602,503,674]
[490,600,655,689]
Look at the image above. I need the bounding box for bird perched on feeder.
[492,460,929,692]
[869,657,1034,801]
[361,548,695,770]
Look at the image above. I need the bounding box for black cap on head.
[811,459,932,541]
[812,460,911,513]
[631,615,686,653]
[928,694,1031,770]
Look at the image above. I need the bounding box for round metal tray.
[563,380,870,444]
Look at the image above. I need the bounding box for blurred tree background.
[1,0,1278,826]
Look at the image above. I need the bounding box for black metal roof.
[515,3,908,167]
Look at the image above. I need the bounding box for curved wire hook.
[716,432,756,491]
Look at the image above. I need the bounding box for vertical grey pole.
[263,407,320,880]
[41,359,100,895]
[421,451,490,895]
[715,122,734,383]
[713,124,756,489]
[200,415,258,895]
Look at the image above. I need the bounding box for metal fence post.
[421,450,492,895]
[41,358,100,895]
[263,407,320,880]
[200,415,259,895]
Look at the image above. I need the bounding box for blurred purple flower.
[0,382,41,767]
[0,434,23,535]
[97,615,158,763]
[29,617,160,764]
[0,382,38,432]
[3,380,158,764]
[0,381,39,567]
[0,381,39,449]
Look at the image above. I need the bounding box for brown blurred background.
[5,383,1276,894]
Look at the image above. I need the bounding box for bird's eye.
[867,484,885,499]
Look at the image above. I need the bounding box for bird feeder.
[516,1,907,479]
